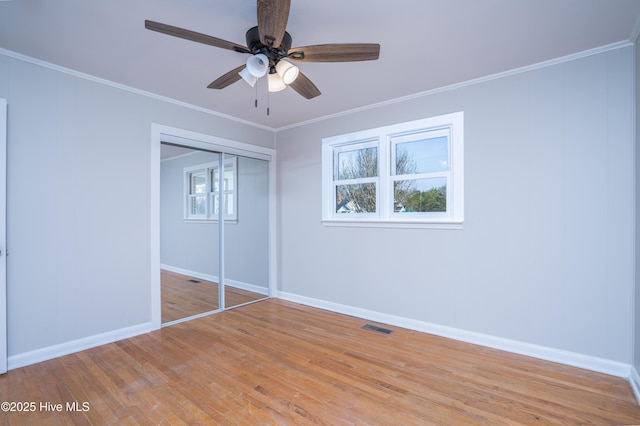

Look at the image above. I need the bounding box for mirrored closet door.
[160,144,221,323]
[159,144,270,325]
[223,155,270,309]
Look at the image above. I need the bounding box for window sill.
[183,219,238,225]
[321,219,463,230]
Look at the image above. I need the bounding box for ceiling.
[1,0,639,130]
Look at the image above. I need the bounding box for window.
[322,112,463,228]
[184,157,237,221]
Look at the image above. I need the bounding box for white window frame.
[332,139,380,219]
[322,112,464,229]
[183,156,238,222]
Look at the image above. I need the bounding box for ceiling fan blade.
[207,65,246,89]
[257,0,290,48]
[289,72,321,99]
[288,44,380,62]
[145,20,251,54]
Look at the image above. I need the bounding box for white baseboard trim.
[8,322,153,370]
[160,264,269,296]
[630,366,640,404]
[161,264,269,296]
[277,291,632,379]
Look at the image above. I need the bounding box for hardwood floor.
[1,299,639,425]
[161,269,266,323]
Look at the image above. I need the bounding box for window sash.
[333,140,379,181]
[389,128,452,219]
[331,139,380,216]
[184,157,237,222]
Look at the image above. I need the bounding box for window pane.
[211,169,218,192]
[394,178,446,213]
[336,183,376,213]
[212,166,235,192]
[191,173,206,194]
[224,168,234,190]
[395,136,448,175]
[211,195,218,216]
[225,194,234,215]
[190,195,207,215]
[211,194,235,217]
[337,147,378,180]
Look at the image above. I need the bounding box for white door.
[0,98,6,374]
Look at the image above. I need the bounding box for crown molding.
[0,39,633,135]
[0,48,276,132]
[275,40,634,132]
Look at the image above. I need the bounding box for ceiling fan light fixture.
[145,0,380,103]
[267,72,286,92]
[245,53,269,78]
[238,67,258,87]
[276,59,299,84]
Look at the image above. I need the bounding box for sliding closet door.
[160,144,221,324]
[157,134,272,324]
[223,155,270,309]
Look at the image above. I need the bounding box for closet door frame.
[0,99,6,374]
[150,124,276,330]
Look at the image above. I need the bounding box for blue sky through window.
[396,136,448,174]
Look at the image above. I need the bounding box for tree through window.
[322,112,464,227]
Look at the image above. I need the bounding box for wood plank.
[0,299,639,425]
[161,269,265,323]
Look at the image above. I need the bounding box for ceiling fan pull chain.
[255,82,258,108]
[267,90,270,116]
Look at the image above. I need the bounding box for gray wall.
[635,39,640,373]
[277,46,634,364]
[0,53,273,357]
[161,151,269,288]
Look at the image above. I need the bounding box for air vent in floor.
[187,279,201,283]
[361,324,394,335]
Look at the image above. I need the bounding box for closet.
[159,141,270,325]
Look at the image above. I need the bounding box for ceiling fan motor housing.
[245,26,293,68]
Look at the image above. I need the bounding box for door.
[152,124,275,327]
[0,98,7,374]
[223,154,270,309]
[160,143,221,324]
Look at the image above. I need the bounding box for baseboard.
[161,264,268,295]
[8,322,153,370]
[630,366,640,404]
[277,291,632,379]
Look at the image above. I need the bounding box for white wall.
[277,45,635,366]
[0,52,273,363]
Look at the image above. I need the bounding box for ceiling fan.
[145,0,380,100]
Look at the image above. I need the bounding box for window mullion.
[378,137,389,220]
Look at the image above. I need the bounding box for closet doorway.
[151,125,274,327]
[0,99,6,374]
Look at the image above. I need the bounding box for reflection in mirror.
[224,155,270,309]
[160,143,221,324]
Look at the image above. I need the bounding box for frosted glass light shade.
[246,53,268,77]
[276,60,299,84]
[267,72,286,92]
[238,67,258,87]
